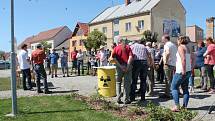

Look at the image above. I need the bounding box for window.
[125,22,131,32]
[72,40,77,47]
[31,46,34,50]
[102,27,107,34]
[114,31,119,36]
[113,19,119,25]
[138,20,144,30]
[79,40,84,46]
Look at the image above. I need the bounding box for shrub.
[144,102,197,121]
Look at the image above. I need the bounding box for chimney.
[125,0,131,5]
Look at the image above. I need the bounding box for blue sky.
[0,0,214,51]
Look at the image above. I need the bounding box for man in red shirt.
[31,44,51,94]
[71,47,78,75]
[111,38,133,104]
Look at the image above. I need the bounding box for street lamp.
[6,0,18,117]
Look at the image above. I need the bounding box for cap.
[36,44,42,48]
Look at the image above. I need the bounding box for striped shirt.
[130,43,148,61]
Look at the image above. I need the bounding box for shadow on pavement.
[188,105,214,112]
[51,90,79,94]
[190,94,211,99]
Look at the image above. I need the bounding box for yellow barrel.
[97,66,116,97]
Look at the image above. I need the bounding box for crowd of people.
[17,35,215,112]
[109,35,215,112]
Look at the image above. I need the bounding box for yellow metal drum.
[97,66,116,97]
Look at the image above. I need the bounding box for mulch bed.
[71,93,147,121]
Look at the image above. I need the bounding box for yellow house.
[69,22,89,55]
[89,0,186,48]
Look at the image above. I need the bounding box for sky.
[0,0,214,52]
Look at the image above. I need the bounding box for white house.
[18,26,72,55]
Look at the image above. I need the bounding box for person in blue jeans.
[60,47,69,77]
[189,41,207,90]
[49,49,59,78]
[171,36,192,112]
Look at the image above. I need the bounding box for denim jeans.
[189,76,194,87]
[206,65,215,89]
[77,60,84,75]
[171,72,191,107]
[116,65,132,102]
[61,62,69,76]
[189,69,194,87]
[130,60,148,101]
[34,64,49,92]
[21,68,32,90]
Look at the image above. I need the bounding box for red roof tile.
[72,22,89,37]
[30,26,65,43]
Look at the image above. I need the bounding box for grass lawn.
[0,78,21,91]
[0,95,125,121]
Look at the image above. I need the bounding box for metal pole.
[10,0,17,116]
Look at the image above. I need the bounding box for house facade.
[18,26,72,55]
[69,22,89,52]
[186,25,204,43]
[89,0,186,48]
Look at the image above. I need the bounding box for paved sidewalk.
[0,75,215,121]
[0,69,11,78]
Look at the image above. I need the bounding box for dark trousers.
[71,60,77,74]
[34,64,49,92]
[77,60,84,75]
[156,63,165,83]
[87,62,91,75]
[21,68,32,90]
[130,60,148,101]
[207,65,215,89]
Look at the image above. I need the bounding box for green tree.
[83,39,92,51]
[40,41,52,53]
[85,30,107,52]
[141,30,158,43]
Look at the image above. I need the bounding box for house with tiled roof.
[69,22,89,53]
[89,0,186,48]
[18,26,72,55]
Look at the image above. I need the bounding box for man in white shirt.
[76,49,84,76]
[161,35,177,98]
[17,44,32,90]
[99,46,108,66]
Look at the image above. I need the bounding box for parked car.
[0,60,10,69]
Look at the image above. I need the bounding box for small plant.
[89,93,105,102]
[101,101,120,111]
[144,102,197,121]
[127,107,145,116]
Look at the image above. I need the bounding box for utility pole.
[6,0,18,117]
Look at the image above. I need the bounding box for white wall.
[151,0,186,43]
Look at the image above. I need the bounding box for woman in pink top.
[204,37,215,93]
